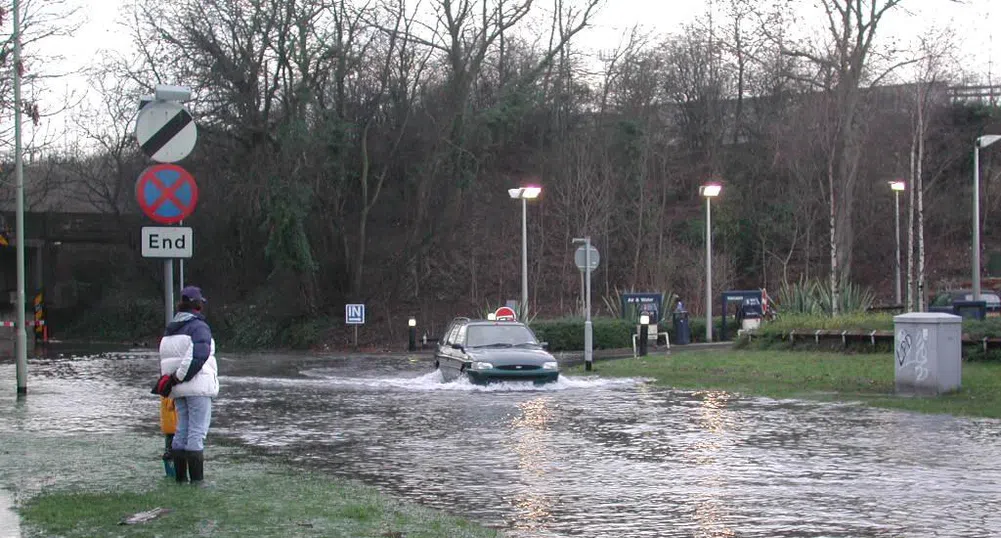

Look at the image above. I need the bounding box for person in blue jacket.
[155,285,218,484]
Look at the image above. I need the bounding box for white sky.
[29,0,1001,148]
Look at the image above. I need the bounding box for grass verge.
[575,349,1001,419]
[20,464,496,538]
[4,433,497,538]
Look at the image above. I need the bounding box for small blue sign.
[346,304,365,325]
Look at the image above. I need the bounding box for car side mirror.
[540,342,549,350]
[453,344,465,353]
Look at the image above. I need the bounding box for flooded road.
[4,347,1001,537]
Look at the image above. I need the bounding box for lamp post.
[508,186,541,319]
[889,181,906,306]
[699,183,722,342]
[408,317,417,352]
[13,0,27,396]
[638,314,650,357]
[975,135,1001,301]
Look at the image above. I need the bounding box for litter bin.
[673,310,691,345]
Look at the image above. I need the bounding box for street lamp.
[408,317,417,351]
[974,135,1001,301]
[508,185,542,319]
[889,181,906,306]
[699,182,722,342]
[13,0,27,396]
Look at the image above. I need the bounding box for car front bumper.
[466,369,559,385]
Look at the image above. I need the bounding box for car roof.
[464,319,528,326]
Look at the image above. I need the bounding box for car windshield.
[466,324,539,348]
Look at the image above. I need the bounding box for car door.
[435,320,456,368]
[437,322,464,380]
[450,324,470,376]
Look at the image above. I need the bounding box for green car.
[434,318,560,385]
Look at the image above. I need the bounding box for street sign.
[574,245,600,271]
[494,306,517,321]
[142,226,193,258]
[346,304,365,324]
[136,101,197,163]
[136,164,199,224]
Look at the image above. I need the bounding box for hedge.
[530,318,633,351]
[743,314,1001,361]
[530,316,737,351]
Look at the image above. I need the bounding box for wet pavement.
[4,345,1001,537]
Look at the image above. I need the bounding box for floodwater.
[4,347,1001,537]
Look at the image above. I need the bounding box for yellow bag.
[159,396,177,434]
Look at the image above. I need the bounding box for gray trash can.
[673,311,691,345]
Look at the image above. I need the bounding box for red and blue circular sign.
[135,164,199,224]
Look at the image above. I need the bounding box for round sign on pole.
[136,101,197,163]
[575,245,600,271]
[135,164,199,224]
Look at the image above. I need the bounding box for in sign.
[346,304,365,325]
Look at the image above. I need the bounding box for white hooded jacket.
[159,312,219,398]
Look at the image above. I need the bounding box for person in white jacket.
[158,285,218,484]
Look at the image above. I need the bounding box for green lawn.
[19,461,497,538]
[575,350,1001,418]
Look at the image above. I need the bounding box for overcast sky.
[30,0,1001,147]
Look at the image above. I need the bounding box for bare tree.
[772,0,908,314]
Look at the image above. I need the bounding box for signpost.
[135,85,197,326]
[142,227,194,258]
[136,100,197,163]
[135,164,199,225]
[346,304,365,348]
[573,238,599,370]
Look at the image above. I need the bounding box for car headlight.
[471,361,494,370]
[542,361,559,370]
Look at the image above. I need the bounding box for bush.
[213,304,331,350]
[530,318,633,351]
[59,296,163,342]
[744,314,1001,360]
[759,313,895,334]
[685,316,728,343]
[778,277,875,315]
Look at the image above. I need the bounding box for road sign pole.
[164,260,174,326]
[13,0,27,396]
[584,236,593,371]
[573,237,598,371]
[179,219,185,292]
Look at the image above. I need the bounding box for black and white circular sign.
[136,101,197,163]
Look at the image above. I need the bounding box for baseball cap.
[180,285,207,303]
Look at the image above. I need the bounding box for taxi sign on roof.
[494,306,517,321]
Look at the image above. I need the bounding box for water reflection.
[4,349,1001,537]
[506,398,557,532]
[691,391,737,538]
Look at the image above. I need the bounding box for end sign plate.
[142,226,193,258]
